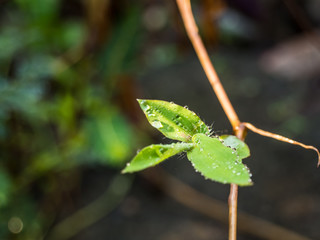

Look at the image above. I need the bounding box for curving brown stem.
[175,0,243,239]
[243,122,320,166]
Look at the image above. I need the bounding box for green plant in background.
[0,0,143,239]
[123,100,252,186]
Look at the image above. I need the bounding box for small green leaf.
[138,99,210,142]
[122,142,194,173]
[187,134,252,186]
[220,135,250,160]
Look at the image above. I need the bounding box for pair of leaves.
[122,99,252,186]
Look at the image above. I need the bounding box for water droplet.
[236,172,241,176]
[200,148,203,152]
[159,147,166,154]
[144,105,150,111]
[151,121,163,128]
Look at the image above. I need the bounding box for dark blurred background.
[0,0,319,239]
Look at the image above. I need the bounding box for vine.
[123,1,320,239]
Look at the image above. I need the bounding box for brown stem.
[243,122,320,166]
[176,0,240,130]
[228,184,238,239]
[175,1,243,239]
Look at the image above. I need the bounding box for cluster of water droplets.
[141,102,156,118]
[173,115,185,129]
[211,162,219,169]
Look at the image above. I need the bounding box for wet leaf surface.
[219,135,250,160]
[187,134,252,186]
[122,142,194,173]
[138,99,210,142]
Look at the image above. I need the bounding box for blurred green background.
[0,0,320,239]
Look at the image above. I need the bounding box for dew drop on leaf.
[151,121,163,128]
[144,104,150,110]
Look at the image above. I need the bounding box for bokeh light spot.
[8,217,23,234]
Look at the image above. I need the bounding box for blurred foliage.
[1,0,317,239]
[0,0,145,239]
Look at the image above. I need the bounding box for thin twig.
[243,122,320,166]
[175,1,242,239]
[228,184,238,239]
[175,0,240,130]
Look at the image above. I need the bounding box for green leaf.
[138,99,210,142]
[220,135,250,160]
[122,142,194,173]
[187,134,252,186]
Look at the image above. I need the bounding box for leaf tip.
[137,99,150,112]
[121,162,132,174]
